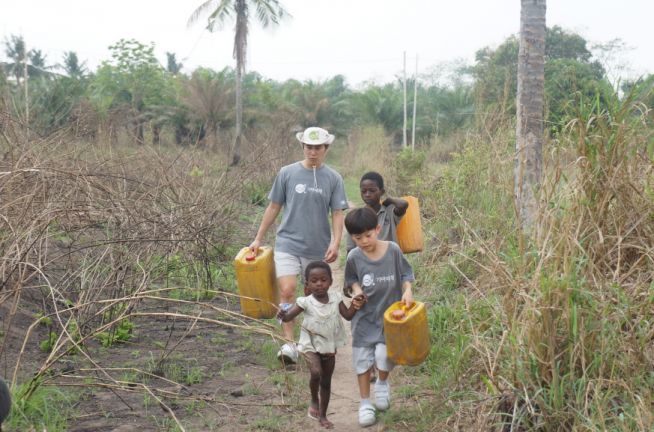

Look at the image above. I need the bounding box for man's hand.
[324,242,339,263]
[248,239,261,256]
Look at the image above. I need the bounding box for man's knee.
[278,276,297,301]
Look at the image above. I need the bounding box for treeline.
[0,28,651,150]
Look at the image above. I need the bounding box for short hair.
[345,207,378,235]
[304,261,332,281]
[360,171,384,190]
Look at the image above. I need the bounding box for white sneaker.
[358,403,376,427]
[276,343,298,365]
[374,381,390,411]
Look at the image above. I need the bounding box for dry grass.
[407,94,653,431]
[0,117,298,429]
[457,98,654,430]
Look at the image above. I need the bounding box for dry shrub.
[0,119,287,424]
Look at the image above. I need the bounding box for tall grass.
[411,91,653,430]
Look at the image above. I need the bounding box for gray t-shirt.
[346,204,402,252]
[345,241,415,347]
[269,162,348,259]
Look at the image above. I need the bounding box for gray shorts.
[273,251,313,279]
[352,343,395,375]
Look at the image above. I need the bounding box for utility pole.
[411,55,418,151]
[402,51,407,148]
[24,40,29,125]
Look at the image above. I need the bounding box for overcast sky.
[1,0,652,86]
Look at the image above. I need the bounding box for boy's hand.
[401,289,414,308]
[351,293,367,310]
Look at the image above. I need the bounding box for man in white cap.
[249,127,349,364]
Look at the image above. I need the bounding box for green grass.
[251,407,284,431]
[259,340,282,370]
[343,175,363,207]
[5,382,75,432]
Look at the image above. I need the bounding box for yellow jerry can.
[383,301,430,366]
[234,246,278,319]
[396,196,424,253]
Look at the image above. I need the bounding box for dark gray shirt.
[269,162,348,259]
[345,242,415,347]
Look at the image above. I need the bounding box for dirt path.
[324,260,362,431]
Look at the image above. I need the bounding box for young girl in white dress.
[277,261,365,429]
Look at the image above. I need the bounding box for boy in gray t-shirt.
[249,127,348,365]
[344,207,415,427]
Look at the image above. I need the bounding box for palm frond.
[252,0,289,28]
[187,0,233,29]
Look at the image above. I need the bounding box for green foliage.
[423,133,513,244]
[147,249,237,297]
[96,318,134,348]
[473,26,611,130]
[34,312,52,327]
[393,147,426,196]
[5,381,74,432]
[28,74,88,134]
[87,38,175,143]
[39,331,58,353]
[243,178,269,206]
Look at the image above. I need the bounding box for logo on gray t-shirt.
[362,273,375,287]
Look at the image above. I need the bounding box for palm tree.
[3,34,27,85]
[166,52,183,75]
[188,0,289,166]
[62,51,87,77]
[514,0,546,233]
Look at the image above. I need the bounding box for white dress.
[296,292,348,354]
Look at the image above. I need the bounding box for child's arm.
[383,196,409,216]
[339,294,366,321]
[401,281,414,307]
[276,304,304,322]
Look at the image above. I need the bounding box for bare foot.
[319,417,334,429]
[307,404,319,420]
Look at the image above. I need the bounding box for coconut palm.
[166,52,183,75]
[3,34,27,85]
[514,0,546,232]
[188,0,289,166]
[62,51,87,78]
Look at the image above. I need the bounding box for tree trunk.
[230,0,247,167]
[231,65,242,166]
[514,0,546,233]
[152,124,161,145]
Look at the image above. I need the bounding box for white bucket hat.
[295,127,335,145]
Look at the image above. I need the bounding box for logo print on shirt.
[362,273,375,287]
[295,184,306,194]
